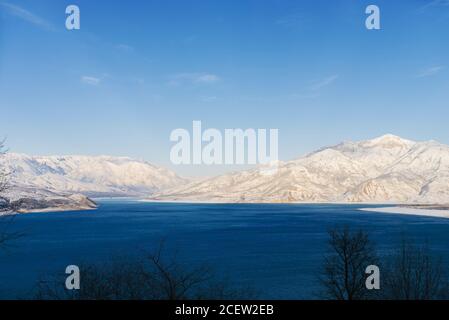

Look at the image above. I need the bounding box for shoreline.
[141,198,402,205]
[2,206,97,215]
[359,206,449,219]
[144,200,449,219]
[6,199,449,219]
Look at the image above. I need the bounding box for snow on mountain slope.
[0,154,186,197]
[151,135,449,204]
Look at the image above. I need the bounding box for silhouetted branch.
[34,241,257,300]
[319,226,378,300]
[382,238,448,300]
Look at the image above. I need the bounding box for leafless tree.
[0,140,22,249]
[143,241,214,299]
[34,242,256,300]
[319,226,378,300]
[382,238,449,300]
[35,257,151,300]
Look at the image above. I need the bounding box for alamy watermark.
[65,5,80,30]
[63,263,380,292]
[170,121,279,174]
[65,265,80,290]
[365,5,381,30]
[63,4,379,31]
[365,265,380,290]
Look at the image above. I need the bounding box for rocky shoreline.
[2,187,97,214]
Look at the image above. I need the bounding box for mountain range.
[1,134,448,212]
[0,154,185,212]
[151,134,449,204]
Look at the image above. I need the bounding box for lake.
[1,200,449,299]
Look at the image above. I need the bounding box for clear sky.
[1,0,448,176]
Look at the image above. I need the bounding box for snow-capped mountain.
[150,134,449,204]
[0,154,186,197]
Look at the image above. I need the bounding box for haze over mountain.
[151,135,449,204]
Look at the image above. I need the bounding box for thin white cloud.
[168,73,220,86]
[200,96,217,102]
[0,2,54,30]
[287,92,320,100]
[416,66,444,78]
[288,74,339,100]
[115,44,135,53]
[308,75,339,91]
[81,76,101,86]
[196,74,220,83]
[421,0,449,9]
[417,0,449,12]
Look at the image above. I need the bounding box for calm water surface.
[1,200,449,299]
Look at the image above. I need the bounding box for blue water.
[1,200,449,299]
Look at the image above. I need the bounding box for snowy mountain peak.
[1,153,186,197]
[363,134,415,148]
[372,133,409,141]
[151,135,449,204]
[3,134,448,206]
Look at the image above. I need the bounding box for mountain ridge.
[1,153,186,198]
[150,134,449,204]
[2,134,448,211]
[0,154,186,213]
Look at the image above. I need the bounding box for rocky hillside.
[150,135,449,204]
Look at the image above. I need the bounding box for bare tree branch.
[319,226,378,300]
[382,238,448,300]
[34,241,256,300]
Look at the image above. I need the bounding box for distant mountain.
[150,135,449,204]
[0,154,186,213]
[0,154,186,198]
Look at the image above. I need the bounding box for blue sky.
[1,0,449,175]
